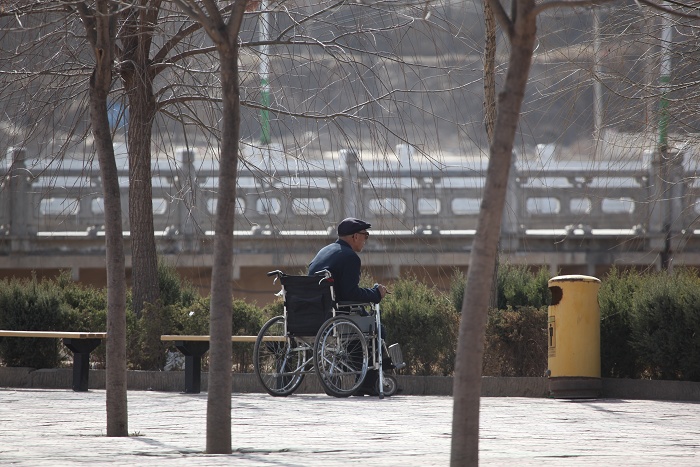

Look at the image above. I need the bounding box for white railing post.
[501,152,520,250]
[341,148,362,218]
[6,147,33,239]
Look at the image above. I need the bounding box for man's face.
[350,230,370,252]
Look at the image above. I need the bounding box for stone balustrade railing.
[1,145,694,250]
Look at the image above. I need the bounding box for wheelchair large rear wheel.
[254,316,306,396]
[314,316,368,398]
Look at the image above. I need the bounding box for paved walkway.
[0,389,698,466]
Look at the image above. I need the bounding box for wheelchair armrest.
[337,301,371,307]
[336,301,373,315]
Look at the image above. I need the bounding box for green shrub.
[140,297,210,371]
[598,267,644,378]
[495,263,550,310]
[482,306,548,377]
[129,301,170,370]
[127,261,204,370]
[449,263,550,314]
[261,298,284,320]
[381,277,459,375]
[0,275,74,368]
[55,271,108,367]
[157,259,198,308]
[154,296,268,372]
[630,269,700,381]
[125,308,142,370]
[449,269,466,314]
[448,265,549,377]
[597,267,700,382]
[4,264,699,382]
[231,299,267,372]
[54,271,108,329]
[171,296,211,336]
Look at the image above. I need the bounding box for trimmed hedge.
[2,264,700,382]
[598,267,700,381]
[450,264,550,377]
[631,271,698,380]
[0,272,106,369]
[381,277,459,376]
[598,267,644,378]
[482,306,548,377]
[450,263,550,313]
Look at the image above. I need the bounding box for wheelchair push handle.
[313,269,333,284]
[266,269,330,278]
[267,270,287,285]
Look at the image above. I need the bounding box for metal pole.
[259,0,271,145]
[658,13,672,270]
[593,8,603,160]
[658,13,672,152]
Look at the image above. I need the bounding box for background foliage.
[1,264,699,382]
[381,277,459,376]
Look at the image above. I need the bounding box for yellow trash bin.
[547,275,602,398]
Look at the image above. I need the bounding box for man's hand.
[377,284,388,298]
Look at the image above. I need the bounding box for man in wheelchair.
[255,217,404,398]
[309,217,397,396]
[308,217,388,304]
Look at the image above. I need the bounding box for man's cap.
[337,217,372,236]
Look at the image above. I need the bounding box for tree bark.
[205,44,239,453]
[82,0,129,437]
[451,0,537,464]
[118,3,161,318]
[483,1,497,143]
[200,3,246,455]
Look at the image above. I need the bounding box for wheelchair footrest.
[388,343,406,370]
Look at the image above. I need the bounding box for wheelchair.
[253,269,405,398]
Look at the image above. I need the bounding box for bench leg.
[174,341,210,394]
[63,338,102,392]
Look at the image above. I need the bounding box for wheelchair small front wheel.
[314,316,368,398]
[376,374,398,397]
[254,316,306,396]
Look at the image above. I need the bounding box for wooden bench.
[161,334,285,394]
[0,330,107,392]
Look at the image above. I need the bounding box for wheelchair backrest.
[280,275,335,336]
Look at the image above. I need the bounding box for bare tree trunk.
[80,0,129,437]
[168,0,247,454]
[125,0,248,451]
[124,83,159,317]
[483,2,497,143]
[119,4,161,318]
[483,0,499,311]
[451,0,537,464]
[205,42,239,451]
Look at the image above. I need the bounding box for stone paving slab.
[0,389,698,466]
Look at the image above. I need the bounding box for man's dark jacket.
[308,239,381,303]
